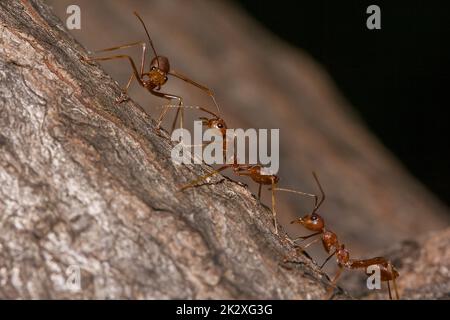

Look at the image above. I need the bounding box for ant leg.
[169,68,220,131]
[387,281,393,300]
[230,170,278,234]
[325,266,344,300]
[169,70,220,114]
[163,104,220,135]
[87,41,147,75]
[151,90,183,132]
[180,103,184,131]
[298,236,321,251]
[116,73,135,103]
[170,101,185,133]
[271,179,278,235]
[293,231,321,242]
[156,105,171,133]
[158,104,198,133]
[171,107,181,133]
[179,165,231,191]
[393,278,400,300]
[282,238,319,264]
[290,237,321,262]
[257,183,262,200]
[388,263,400,300]
[320,250,337,269]
[84,43,147,103]
[81,54,142,100]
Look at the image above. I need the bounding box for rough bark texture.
[345,227,450,300]
[0,0,448,299]
[0,0,347,299]
[391,228,450,300]
[44,0,450,254]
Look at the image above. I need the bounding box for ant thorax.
[322,230,339,253]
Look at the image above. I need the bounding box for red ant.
[161,104,227,155]
[275,172,400,299]
[180,163,280,234]
[82,12,219,133]
[175,106,281,234]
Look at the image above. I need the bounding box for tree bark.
[345,227,450,300]
[0,0,448,299]
[0,0,347,299]
[42,0,450,254]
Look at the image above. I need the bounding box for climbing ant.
[161,104,227,156]
[180,163,280,234]
[82,12,219,133]
[274,172,400,299]
[175,106,281,234]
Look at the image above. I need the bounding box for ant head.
[336,244,350,265]
[291,213,324,232]
[199,116,227,136]
[150,56,170,75]
[133,12,170,76]
[291,172,327,231]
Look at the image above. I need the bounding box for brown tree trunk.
[0,0,448,299]
[0,0,347,299]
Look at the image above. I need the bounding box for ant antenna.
[160,104,220,119]
[271,188,318,210]
[312,172,325,212]
[133,11,159,69]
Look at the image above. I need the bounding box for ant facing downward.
[275,172,400,300]
[82,12,219,133]
[172,105,281,235]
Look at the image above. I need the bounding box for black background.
[235,0,450,205]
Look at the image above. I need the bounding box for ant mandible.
[275,172,400,299]
[82,12,220,133]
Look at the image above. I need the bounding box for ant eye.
[311,215,318,221]
[217,123,223,128]
[151,66,156,71]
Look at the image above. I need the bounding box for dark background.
[235,0,450,205]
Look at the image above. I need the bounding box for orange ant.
[161,104,227,155]
[275,172,400,300]
[175,106,281,234]
[180,163,280,234]
[82,12,219,133]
